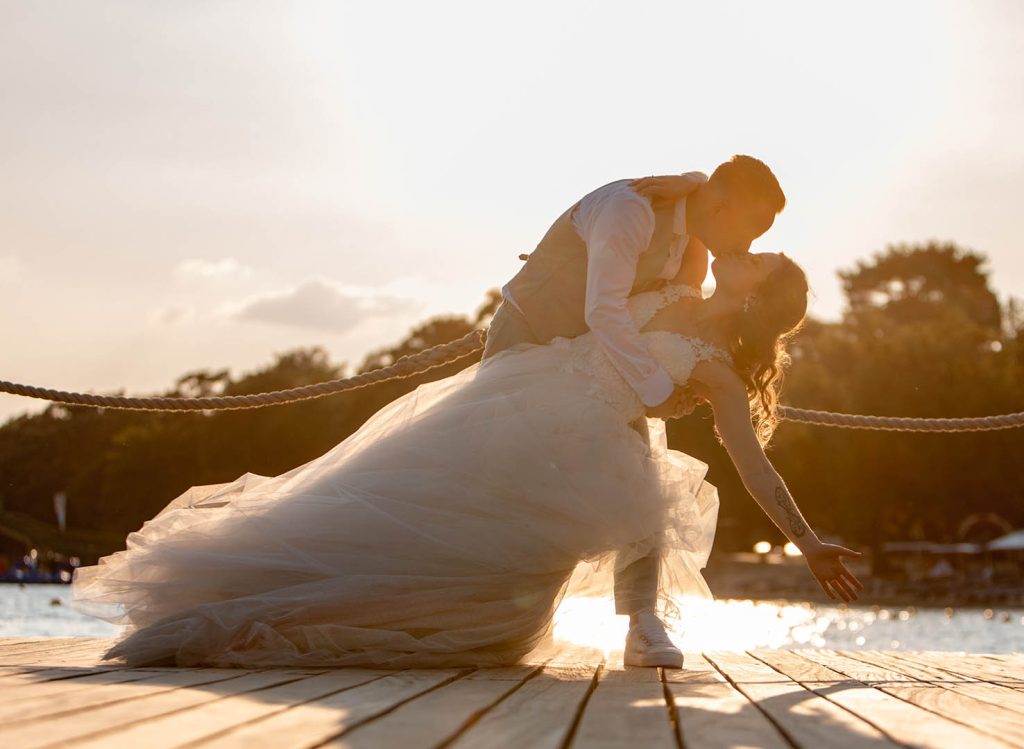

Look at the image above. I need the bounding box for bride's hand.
[803,542,865,602]
[629,173,705,207]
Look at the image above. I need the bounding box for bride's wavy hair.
[723,254,809,447]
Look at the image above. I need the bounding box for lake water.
[4,584,1022,653]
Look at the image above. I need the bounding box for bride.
[71,250,863,669]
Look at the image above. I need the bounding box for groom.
[483,155,786,667]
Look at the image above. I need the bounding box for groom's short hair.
[710,155,786,214]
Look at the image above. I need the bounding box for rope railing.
[1,328,1021,431]
[0,330,487,412]
[778,406,1024,432]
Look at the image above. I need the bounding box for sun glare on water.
[552,596,832,654]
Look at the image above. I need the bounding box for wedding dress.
[71,284,726,668]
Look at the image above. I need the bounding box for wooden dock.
[1,638,1022,748]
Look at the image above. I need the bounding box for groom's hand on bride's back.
[629,172,707,208]
[646,384,705,419]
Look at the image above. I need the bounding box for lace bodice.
[552,284,731,422]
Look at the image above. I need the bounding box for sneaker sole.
[624,651,684,669]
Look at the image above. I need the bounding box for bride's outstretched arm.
[704,369,865,602]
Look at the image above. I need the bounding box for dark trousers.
[483,301,660,615]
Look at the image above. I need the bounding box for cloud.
[229,279,417,335]
[175,257,254,280]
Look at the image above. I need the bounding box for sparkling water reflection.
[552,596,1024,654]
[3,585,1022,653]
[0,583,120,637]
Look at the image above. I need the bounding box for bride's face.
[711,252,785,296]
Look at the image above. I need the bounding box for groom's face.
[704,197,776,258]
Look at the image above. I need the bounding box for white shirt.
[502,171,708,408]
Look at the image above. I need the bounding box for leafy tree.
[839,241,1001,337]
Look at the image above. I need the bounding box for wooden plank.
[797,650,914,685]
[40,638,116,656]
[0,637,108,651]
[754,649,1015,749]
[530,642,598,683]
[859,651,992,683]
[156,669,464,749]
[27,669,341,749]
[572,676,675,748]
[55,672,399,749]
[0,665,120,684]
[0,637,85,651]
[33,645,122,668]
[705,650,899,749]
[800,650,1022,748]
[535,641,605,669]
[663,652,788,749]
[0,639,114,667]
[446,662,601,749]
[0,665,50,678]
[460,664,541,681]
[322,666,542,748]
[895,652,1024,687]
[569,652,676,749]
[856,651,1024,716]
[0,639,97,664]
[0,668,256,726]
[959,655,1024,684]
[0,668,168,718]
[0,669,284,749]
[839,651,1024,741]
[600,650,663,682]
[3,645,1021,749]
[981,653,1024,666]
[520,637,576,664]
[0,638,37,647]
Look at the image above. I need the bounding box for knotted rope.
[1,328,1021,431]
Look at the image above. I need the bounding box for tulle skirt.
[71,340,719,668]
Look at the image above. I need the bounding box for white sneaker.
[624,610,684,668]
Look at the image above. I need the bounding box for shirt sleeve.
[580,188,676,408]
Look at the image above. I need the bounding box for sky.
[1,0,1022,425]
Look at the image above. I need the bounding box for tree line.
[1,242,1021,563]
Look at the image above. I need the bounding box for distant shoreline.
[704,552,1024,609]
[7,555,1023,610]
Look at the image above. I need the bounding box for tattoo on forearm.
[775,485,807,537]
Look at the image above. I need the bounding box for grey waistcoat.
[505,182,681,344]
